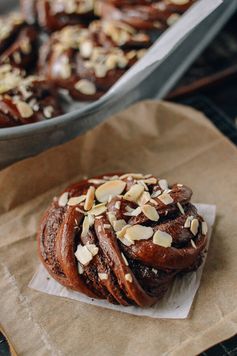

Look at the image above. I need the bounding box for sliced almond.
[125,225,153,241]
[190,218,199,236]
[170,0,189,5]
[151,190,161,198]
[153,230,172,248]
[98,273,108,280]
[89,203,107,216]
[81,216,90,237]
[107,212,116,226]
[113,219,127,232]
[191,239,197,249]
[16,101,33,118]
[121,253,129,266]
[118,236,134,246]
[87,214,95,226]
[115,201,121,210]
[74,79,96,95]
[116,224,131,238]
[124,206,142,217]
[95,180,126,203]
[119,173,144,180]
[86,243,99,256]
[80,40,93,58]
[88,179,106,184]
[103,224,111,229]
[75,244,93,266]
[125,273,133,283]
[68,195,86,206]
[159,179,168,190]
[142,177,157,184]
[142,205,159,221]
[202,221,208,235]
[123,184,144,203]
[78,263,84,275]
[58,192,69,207]
[177,184,183,187]
[84,186,95,211]
[167,13,180,26]
[177,202,185,215]
[184,215,193,228]
[158,192,174,205]
[137,191,151,206]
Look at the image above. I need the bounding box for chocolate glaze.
[38,173,208,307]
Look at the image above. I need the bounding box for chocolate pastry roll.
[0,26,38,72]
[39,25,147,100]
[0,13,25,55]
[35,0,96,32]
[38,173,208,307]
[96,0,196,30]
[0,64,63,128]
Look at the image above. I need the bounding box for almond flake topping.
[116,225,131,239]
[115,201,121,209]
[119,173,144,179]
[125,273,133,283]
[124,206,142,217]
[68,195,86,206]
[190,218,199,236]
[123,183,144,203]
[89,203,107,216]
[74,79,96,95]
[84,186,95,211]
[159,179,168,190]
[75,243,98,266]
[103,224,111,229]
[98,273,108,280]
[184,215,193,228]
[158,192,174,205]
[177,202,185,215]
[121,253,129,266]
[113,219,127,232]
[191,239,197,249]
[153,230,172,247]
[16,101,33,118]
[88,179,106,184]
[151,190,161,198]
[124,225,153,241]
[107,212,116,225]
[170,0,189,5]
[81,216,90,237]
[202,221,208,235]
[86,243,99,256]
[78,263,84,275]
[142,205,159,221]
[137,191,151,206]
[95,180,126,203]
[58,192,69,207]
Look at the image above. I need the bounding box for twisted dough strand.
[38,173,208,307]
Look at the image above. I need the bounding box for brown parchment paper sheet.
[0,101,236,356]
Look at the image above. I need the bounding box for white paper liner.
[29,203,216,319]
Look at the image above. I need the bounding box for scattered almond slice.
[95,180,126,203]
[75,207,87,215]
[107,212,116,225]
[151,190,161,198]
[191,239,197,249]
[84,186,95,211]
[68,195,86,206]
[177,183,183,187]
[202,221,208,235]
[118,235,134,246]
[125,273,133,283]
[137,191,151,206]
[170,0,189,5]
[103,224,111,229]
[78,263,84,275]
[88,179,106,184]
[58,192,69,207]
[137,180,149,191]
[89,203,107,216]
[98,273,108,280]
[75,244,93,266]
[87,214,95,226]
[158,192,174,205]
[124,206,142,217]
[177,202,185,215]
[142,177,157,184]
[113,219,127,232]
[81,216,90,237]
[116,224,131,239]
[120,173,144,180]
[121,253,129,266]
[123,184,144,202]
[159,179,168,190]
[153,230,172,247]
[149,198,158,206]
[190,218,199,236]
[142,204,159,221]
[124,224,153,241]
[115,201,121,209]
[184,215,193,228]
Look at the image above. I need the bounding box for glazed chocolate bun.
[0,26,38,72]
[96,0,195,30]
[38,173,208,307]
[0,13,25,55]
[39,25,147,101]
[34,0,96,32]
[0,64,63,127]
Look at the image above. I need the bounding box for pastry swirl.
[38,173,208,307]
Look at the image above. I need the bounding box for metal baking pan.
[0,0,236,168]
